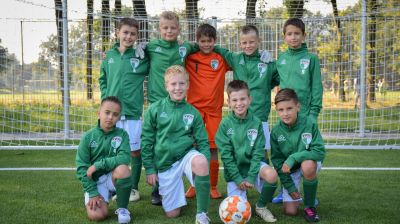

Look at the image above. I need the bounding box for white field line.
[1,167,400,171]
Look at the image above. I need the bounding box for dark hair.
[241,25,259,37]
[274,88,299,105]
[117,18,139,30]
[227,80,250,97]
[196,23,217,41]
[283,18,305,35]
[101,96,122,108]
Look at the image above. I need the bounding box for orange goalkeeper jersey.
[186,52,230,115]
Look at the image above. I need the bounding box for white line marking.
[1,167,400,171]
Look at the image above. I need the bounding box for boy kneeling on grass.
[76,96,132,224]
[270,88,325,222]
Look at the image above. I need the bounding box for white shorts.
[116,118,142,151]
[282,161,322,203]
[158,150,205,212]
[262,122,270,150]
[226,162,270,200]
[84,173,116,205]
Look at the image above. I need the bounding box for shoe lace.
[196,212,210,224]
[304,207,315,217]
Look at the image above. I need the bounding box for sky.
[0,0,357,63]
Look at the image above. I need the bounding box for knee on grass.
[165,208,181,218]
[87,206,108,221]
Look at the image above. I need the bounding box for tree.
[102,0,111,53]
[368,0,378,102]
[115,0,122,30]
[86,0,94,100]
[284,0,305,18]
[132,0,149,41]
[331,0,346,101]
[246,0,257,24]
[185,0,199,42]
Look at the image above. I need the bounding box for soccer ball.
[219,195,251,224]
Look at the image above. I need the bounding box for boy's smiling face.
[117,25,138,48]
[228,89,252,119]
[159,18,180,42]
[240,31,260,56]
[284,25,306,49]
[198,35,216,55]
[165,73,188,102]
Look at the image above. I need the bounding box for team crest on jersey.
[277,135,286,142]
[247,129,258,147]
[108,58,114,64]
[258,63,267,77]
[300,59,310,74]
[280,59,286,65]
[155,46,162,53]
[183,114,194,130]
[179,46,187,62]
[111,136,122,151]
[90,140,98,148]
[130,58,140,72]
[301,133,312,150]
[210,59,219,70]
[227,128,234,136]
[160,111,168,118]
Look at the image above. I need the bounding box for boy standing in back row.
[99,18,149,203]
[185,23,230,199]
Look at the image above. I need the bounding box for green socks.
[131,155,142,190]
[303,178,318,208]
[256,181,277,207]
[116,177,133,208]
[194,175,210,213]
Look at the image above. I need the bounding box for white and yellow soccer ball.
[219,195,251,224]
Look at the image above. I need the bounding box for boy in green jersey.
[76,96,132,224]
[273,17,323,205]
[141,65,211,223]
[270,89,325,223]
[276,18,323,123]
[214,25,279,155]
[216,80,278,223]
[99,18,149,203]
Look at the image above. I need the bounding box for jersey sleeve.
[75,133,99,198]
[309,54,323,121]
[141,105,157,175]
[213,45,235,68]
[216,121,244,185]
[270,130,297,193]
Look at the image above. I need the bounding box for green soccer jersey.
[141,96,210,174]
[76,123,131,197]
[214,46,279,122]
[277,43,323,121]
[99,43,150,119]
[215,111,265,185]
[145,39,196,103]
[270,114,325,193]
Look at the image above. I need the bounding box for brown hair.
[241,25,259,37]
[283,18,305,35]
[196,23,217,41]
[101,96,122,108]
[274,88,299,105]
[117,18,139,30]
[226,80,250,97]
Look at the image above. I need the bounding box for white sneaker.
[129,189,140,202]
[195,212,210,224]
[255,205,277,222]
[115,208,131,224]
